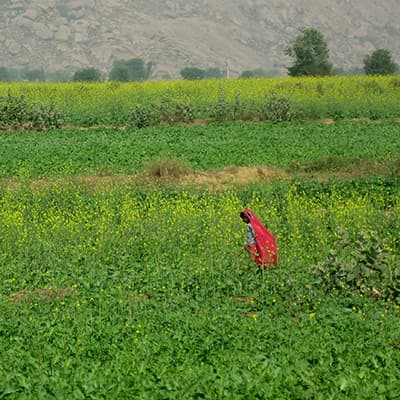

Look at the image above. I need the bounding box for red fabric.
[242,209,278,266]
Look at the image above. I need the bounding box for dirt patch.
[181,166,288,188]
[231,296,256,303]
[9,288,77,304]
[320,118,334,125]
[128,293,149,302]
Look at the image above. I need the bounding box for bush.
[125,105,159,128]
[313,227,400,302]
[0,93,63,130]
[259,94,295,122]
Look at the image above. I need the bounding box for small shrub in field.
[158,96,194,124]
[0,93,63,130]
[126,104,159,128]
[144,157,191,179]
[209,89,230,122]
[27,100,64,130]
[313,227,400,302]
[0,93,28,127]
[259,93,295,122]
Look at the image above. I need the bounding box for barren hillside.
[1,0,399,78]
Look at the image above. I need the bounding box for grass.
[1,120,400,179]
[1,114,400,398]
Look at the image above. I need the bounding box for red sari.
[241,209,278,267]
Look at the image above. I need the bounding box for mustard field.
[0,77,400,399]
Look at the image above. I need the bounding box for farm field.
[1,78,400,399]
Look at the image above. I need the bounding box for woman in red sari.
[240,209,277,268]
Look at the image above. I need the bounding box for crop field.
[1,75,400,126]
[1,78,400,399]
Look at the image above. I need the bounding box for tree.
[180,67,205,80]
[22,68,46,81]
[239,68,268,79]
[363,49,398,75]
[109,58,153,81]
[204,67,223,79]
[285,27,333,76]
[72,67,102,82]
[0,67,10,81]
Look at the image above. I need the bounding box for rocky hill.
[1,0,399,79]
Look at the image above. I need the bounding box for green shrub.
[126,104,159,128]
[259,93,295,122]
[313,227,400,302]
[0,93,63,130]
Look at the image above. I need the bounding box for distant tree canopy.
[363,49,398,75]
[21,68,46,82]
[72,67,102,82]
[285,27,333,77]
[180,66,224,80]
[109,58,153,81]
[0,67,10,81]
[239,68,269,79]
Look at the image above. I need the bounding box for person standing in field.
[239,209,277,268]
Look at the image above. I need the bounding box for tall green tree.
[0,67,10,81]
[109,58,153,81]
[180,67,205,80]
[363,49,398,75]
[285,27,333,76]
[72,67,102,82]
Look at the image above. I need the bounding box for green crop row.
[0,181,399,399]
[0,75,399,127]
[1,121,400,179]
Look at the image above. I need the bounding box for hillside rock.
[1,0,399,78]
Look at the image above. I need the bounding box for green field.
[1,79,400,399]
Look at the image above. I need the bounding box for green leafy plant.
[259,93,295,122]
[313,227,400,301]
[126,104,159,128]
[0,93,63,130]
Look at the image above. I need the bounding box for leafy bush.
[209,89,230,122]
[126,104,159,128]
[157,96,194,124]
[259,93,295,122]
[313,227,400,302]
[0,93,63,130]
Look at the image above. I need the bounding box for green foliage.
[0,93,63,130]
[180,67,206,80]
[209,89,231,121]
[0,66,10,82]
[72,67,102,82]
[158,95,195,124]
[313,228,400,302]
[109,58,153,81]
[0,181,400,399]
[125,104,159,128]
[363,49,398,75]
[1,121,400,178]
[285,27,333,76]
[21,68,46,82]
[239,68,268,79]
[259,93,295,122]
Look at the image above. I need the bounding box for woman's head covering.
[240,209,277,266]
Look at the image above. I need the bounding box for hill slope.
[1,0,399,78]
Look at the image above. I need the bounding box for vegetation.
[0,75,399,128]
[363,49,398,75]
[109,58,153,82]
[0,74,400,397]
[1,120,400,178]
[180,66,224,80]
[72,67,103,82]
[285,27,333,76]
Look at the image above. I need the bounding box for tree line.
[0,27,398,82]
